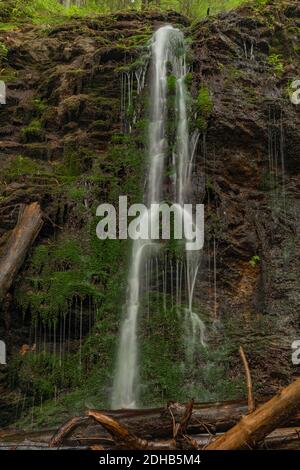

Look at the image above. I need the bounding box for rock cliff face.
[0,2,299,428]
[190,0,300,397]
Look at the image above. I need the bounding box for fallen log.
[49,380,300,450]
[49,402,197,450]
[47,398,300,446]
[0,202,43,300]
[48,401,246,446]
[49,416,89,448]
[205,378,300,450]
[87,404,198,450]
[188,427,300,451]
[87,386,300,451]
[4,427,300,450]
[0,444,89,450]
[87,410,151,450]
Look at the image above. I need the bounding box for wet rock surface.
[191,0,300,396]
[0,2,299,428]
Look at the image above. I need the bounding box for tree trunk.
[0,202,43,300]
[205,379,300,450]
[87,401,198,450]
[3,427,300,450]
[47,398,300,447]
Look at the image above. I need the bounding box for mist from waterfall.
[111,25,205,410]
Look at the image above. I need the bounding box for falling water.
[112,26,205,409]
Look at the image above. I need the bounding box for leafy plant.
[0,41,8,61]
[268,54,284,75]
[249,255,260,267]
[195,85,213,131]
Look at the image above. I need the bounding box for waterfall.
[111,26,205,410]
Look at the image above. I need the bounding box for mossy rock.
[23,143,50,161]
[21,119,45,143]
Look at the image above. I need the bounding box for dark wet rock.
[190,0,300,395]
[0,3,299,425]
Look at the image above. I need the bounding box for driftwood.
[88,382,300,451]
[88,403,200,450]
[49,402,197,450]
[87,410,152,450]
[47,397,300,449]
[206,378,300,450]
[46,381,300,450]
[0,202,43,300]
[184,427,300,450]
[49,416,89,448]
[48,400,252,447]
[3,427,300,450]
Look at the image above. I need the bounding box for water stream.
[112,26,205,409]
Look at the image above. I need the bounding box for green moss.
[139,294,245,406]
[0,22,18,31]
[167,74,177,95]
[89,120,110,131]
[197,86,213,115]
[118,32,151,48]
[67,185,87,201]
[32,97,47,115]
[21,119,45,143]
[140,296,184,404]
[268,53,284,75]
[195,115,208,131]
[12,119,146,420]
[184,71,193,89]
[23,142,49,160]
[16,237,103,322]
[4,155,41,178]
[0,41,8,61]
[227,66,244,80]
[62,144,81,177]
[10,352,82,400]
[249,255,260,267]
[195,85,213,131]
[0,66,18,82]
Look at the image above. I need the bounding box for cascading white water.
[112,26,205,409]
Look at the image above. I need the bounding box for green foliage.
[195,85,213,131]
[11,122,145,420]
[197,86,213,114]
[167,74,177,95]
[249,255,260,267]
[184,71,193,89]
[67,185,87,201]
[268,53,284,75]
[4,155,41,178]
[32,97,47,115]
[21,119,44,142]
[62,144,82,177]
[140,296,185,404]
[140,294,245,405]
[1,0,250,25]
[16,237,101,320]
[253,0,268,8]
[10,352,82,400]
[0,41,8,61]
[184,342,245,402]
